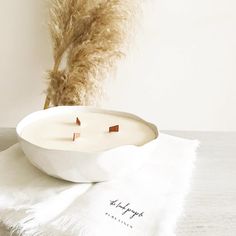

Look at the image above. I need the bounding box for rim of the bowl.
[16,106,159,154]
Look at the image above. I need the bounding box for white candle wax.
[21,111,156,152]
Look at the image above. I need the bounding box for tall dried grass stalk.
[44,0,138,108]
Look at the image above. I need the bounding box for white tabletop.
[0,129,235,236]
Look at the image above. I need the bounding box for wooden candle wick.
[76,117,81,126]
[73,132,80,141]
[109,125,119,132]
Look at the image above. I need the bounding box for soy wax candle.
[21,110,156,152]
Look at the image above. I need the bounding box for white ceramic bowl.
[16,106,158,182]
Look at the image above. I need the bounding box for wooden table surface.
[0,128,235,236]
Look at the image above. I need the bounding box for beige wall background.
[0,0,235,131]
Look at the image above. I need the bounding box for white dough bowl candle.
[16,106,158,182]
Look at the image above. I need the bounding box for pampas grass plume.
[44,0,137,108]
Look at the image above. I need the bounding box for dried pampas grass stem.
[44,0,137,109]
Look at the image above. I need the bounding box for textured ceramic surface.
[16,106,159,182]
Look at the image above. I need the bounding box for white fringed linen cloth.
[0,133,198,236]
